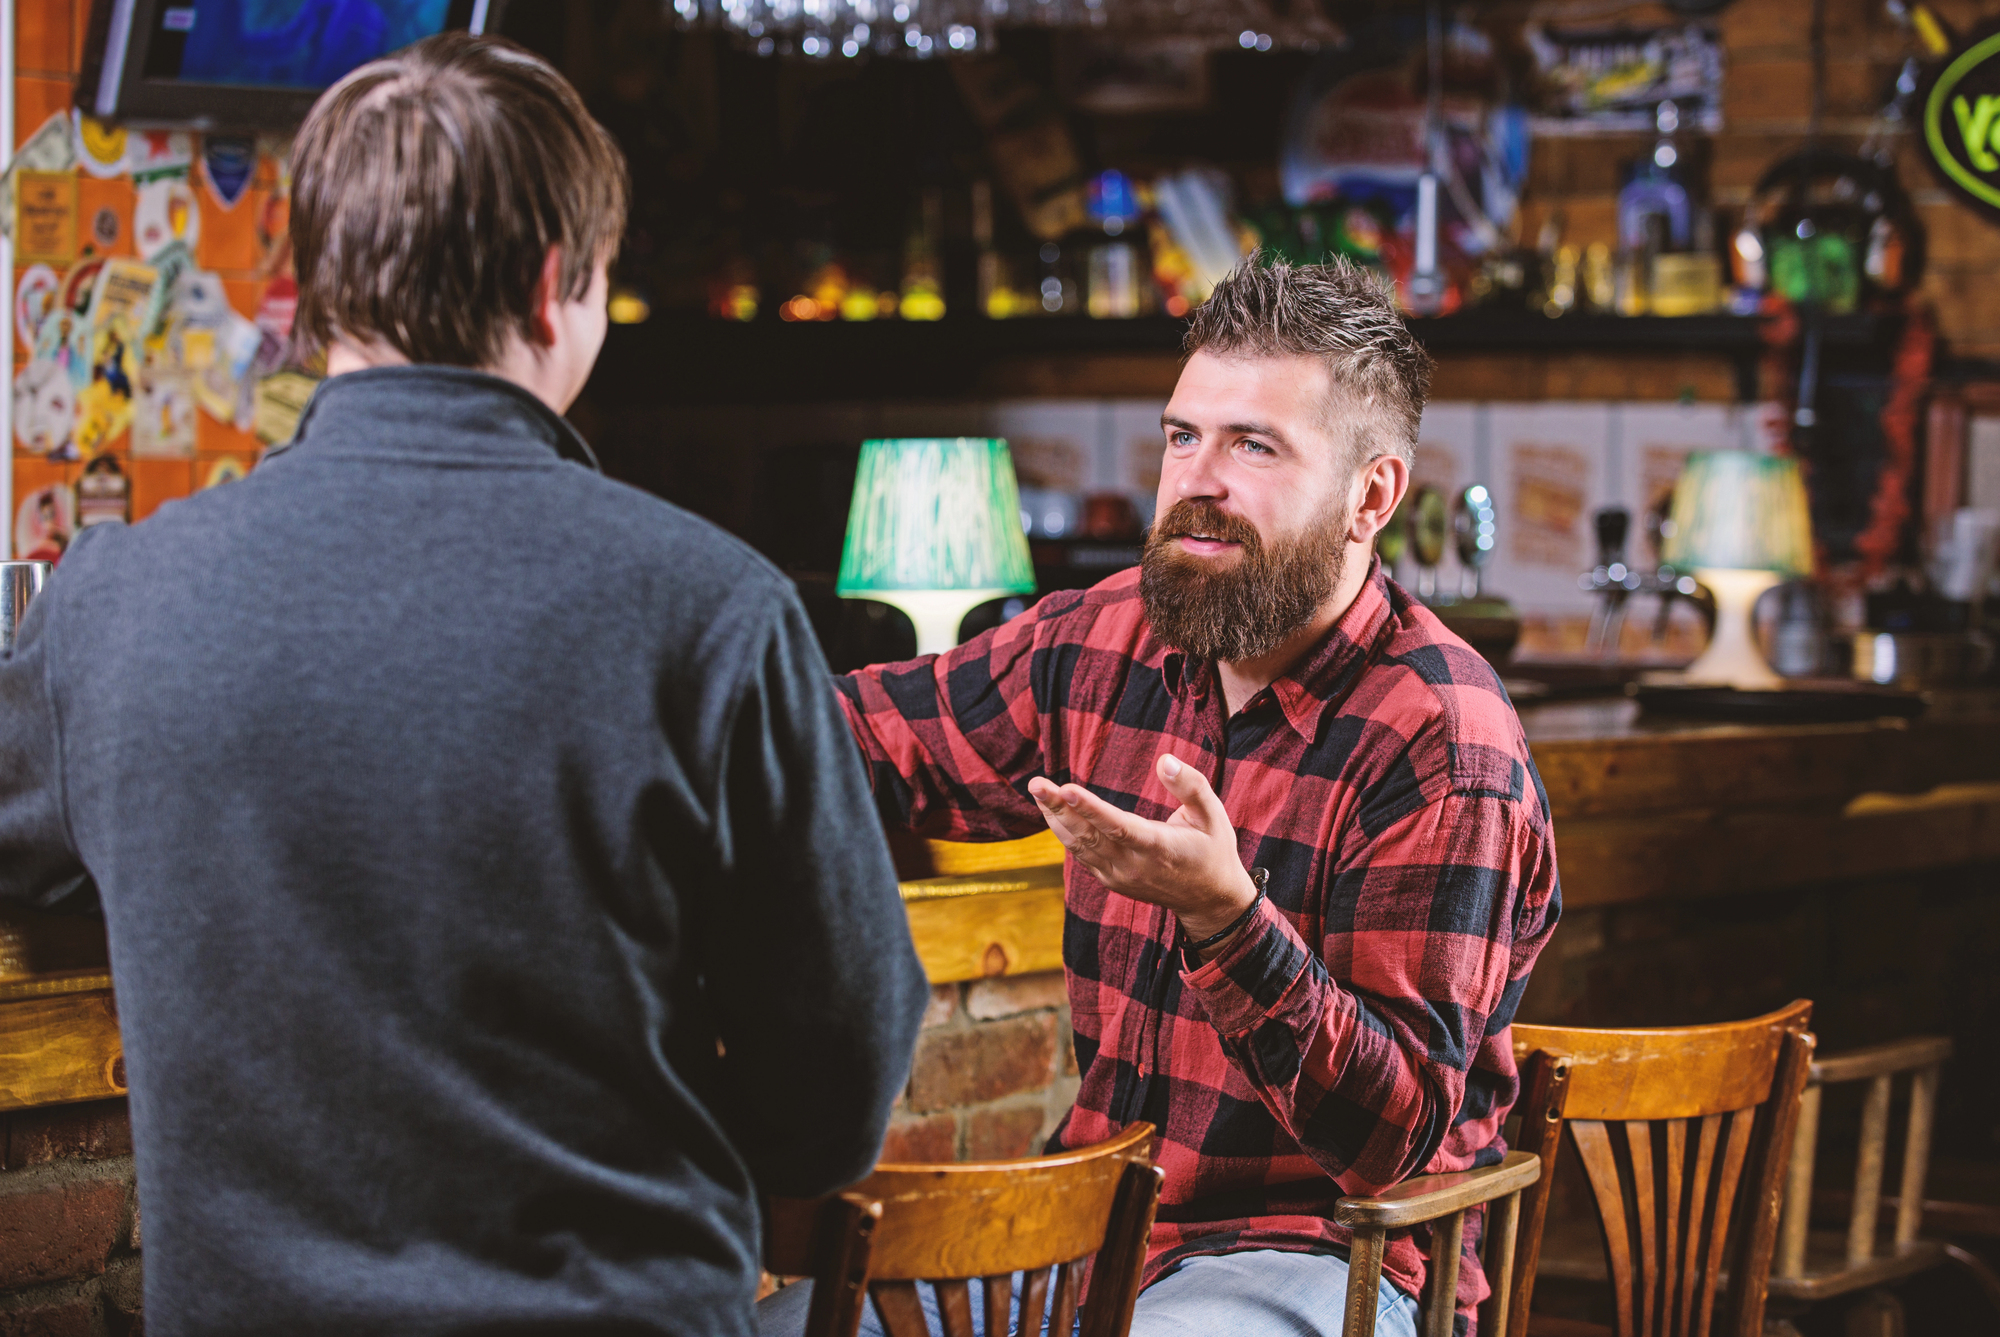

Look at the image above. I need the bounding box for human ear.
[1347,454,1409,545]
[530,245,565,347]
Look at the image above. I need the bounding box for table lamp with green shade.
[836,438,1037,656]
[1662,449,1815,689]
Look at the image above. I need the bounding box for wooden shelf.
[586,311,1899,406]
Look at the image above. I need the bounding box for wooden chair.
[767,1117,1551,1337]
[1766,1034,2000,1333]
[1335,1147,1546,1337]
[1505,1000,1817,1337]
[1332,1042,1565,1337]
[763,1123,1165,1337]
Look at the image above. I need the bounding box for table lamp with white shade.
[836,438,1037,656]
[1662,449,1815,689]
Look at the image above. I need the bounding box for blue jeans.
[755,1248,1421,1337]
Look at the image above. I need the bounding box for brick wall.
[884,972,1080,1164]
[0,1099,141,1337]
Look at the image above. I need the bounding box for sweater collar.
[268,365,601,471]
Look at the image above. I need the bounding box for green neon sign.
[1924,28,2000,221]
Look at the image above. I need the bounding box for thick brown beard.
[1139,495,1349,663]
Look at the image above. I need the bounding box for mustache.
[1149,500,1262,549]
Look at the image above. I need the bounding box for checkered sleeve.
[1181,776,1556,1196]
[833,592,1086,842]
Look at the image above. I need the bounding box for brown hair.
[290,32,629,368]
[1184,256,1433,473]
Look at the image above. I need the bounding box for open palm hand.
[1027,752,1259,943]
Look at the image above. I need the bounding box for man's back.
[0,367,928,1334]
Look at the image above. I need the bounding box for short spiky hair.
[1184,257,1433,472]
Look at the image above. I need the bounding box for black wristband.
[1185,867,1270,953]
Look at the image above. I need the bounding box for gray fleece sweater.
[0,366,929,1335]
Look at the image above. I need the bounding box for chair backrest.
[1508,1000,1816,1337]
[765,1122,1165,1337]
[1775,1034,1951,1279]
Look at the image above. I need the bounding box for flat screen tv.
[84,0,494,128]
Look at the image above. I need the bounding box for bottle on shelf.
[899,189,947,321]
[973,180,1027,319]
[1614,101,1722,317]
[1083,170,1149,320]
[1035,240,1076,316]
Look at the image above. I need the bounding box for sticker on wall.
[88,259,159,330]
[134,177,200,261]
[74,317,139,458]
[253,371,319,445]
[73,113,132,179]
[191,312,265,425]
[255,275,298,339]
[133,367,198,458]
[47,259,106,391]
[89,202,123,252]
[15,483,76,563]
[128,130,195,178]
[256,189,293,277]
[15,264,61,354]
[0,113,78,241]
[14,170,78,265]
[202,136,257,209]
[14,113,76,173]
[12,356,76,458]
[178,267,232,326]
[57,257,105,322]
[76,455,131,528]
[202,457,249,489]
[140,243,197,340]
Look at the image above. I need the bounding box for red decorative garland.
[1757,292,1934,579]
[1859,297,1933,576]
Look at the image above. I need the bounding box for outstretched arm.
[1032,751,1558,1195]
[836,590,1086,843]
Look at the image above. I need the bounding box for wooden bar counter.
[6,692,2000,1111]
[895,692,2000,983]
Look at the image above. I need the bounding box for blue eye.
[1241,440,1274,456]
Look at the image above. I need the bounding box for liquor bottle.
[1083,171,1146,320]
[973,180,1026,319]
[900,189,946,321]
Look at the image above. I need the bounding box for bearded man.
[790,259,1560,1337]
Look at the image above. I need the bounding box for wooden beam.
[901,867,1066,986]
[0,981,125,1112]
[1554,783,2000,909]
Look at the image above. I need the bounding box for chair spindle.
[1422,1210,1465,1337]
[1775,1083,1821,1280]
[1846,1073,1893,1266]
[1894,1065,1939,1247]
[1344,1226,1389,1337]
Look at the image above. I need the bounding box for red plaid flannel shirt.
[836,560,1559,1327]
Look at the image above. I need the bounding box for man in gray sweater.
[0,33,928,1335]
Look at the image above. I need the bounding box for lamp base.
[1684,568,1784,689]
[873,589,1015,658]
